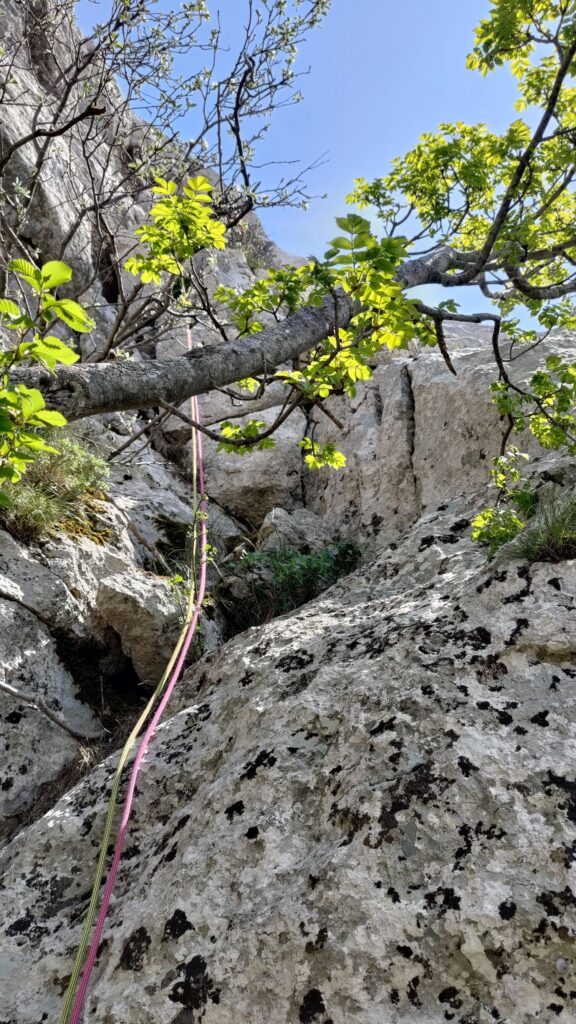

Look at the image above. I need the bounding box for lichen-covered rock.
[1,490,575,1023]
[0,599,99,838]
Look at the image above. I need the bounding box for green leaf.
[327,236,354,250]
[31,335,80,370]
[40,261,73,288]
[42,297,95,333]
[0,299,21,320]
[8,259,42,293]
[34,409,67,426]
[335,214,371,235]
[18,386,45,420]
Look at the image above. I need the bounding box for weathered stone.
[257,506,333,552]
[1,482,575,1023]
[201,406,307,526]
[304,358,419,548]
[0,599,99,838]
[305,331,576,549]
[96,571,181,686]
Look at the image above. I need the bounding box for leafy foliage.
[10,0,576,546]
[0,259,91,495]
[125,176,226,284]
[212,215,414,462]
[472,447,537,556]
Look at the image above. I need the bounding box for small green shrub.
[221,541,361,630]
[0,434,109,542]
[507,489,576,564]
[472,447,538,557]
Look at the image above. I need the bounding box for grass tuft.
[220,541,361,631]
[507,488,576,564]
[1,434,109,543]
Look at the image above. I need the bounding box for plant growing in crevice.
[506,488,576,564]
[0,432,109,543]
[472,446,537,557]
[219,540,361,632]
[0,258,91,494]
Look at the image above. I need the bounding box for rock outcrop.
[1,479,575,1023]
[1,5,576,1022]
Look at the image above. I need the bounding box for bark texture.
[14,291,360,420]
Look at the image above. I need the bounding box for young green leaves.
[0,259,89,490]
[125,176,226,284]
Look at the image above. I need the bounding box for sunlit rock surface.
[1,491,575,1023]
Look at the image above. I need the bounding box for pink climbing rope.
[67,393,207,1023]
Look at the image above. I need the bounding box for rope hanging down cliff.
[59,332,208,1024]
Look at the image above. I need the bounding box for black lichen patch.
[369,761,451,846]
[530,710,550,727]
[397,944,413,959]
[407,975,422,1007]
[154,814,191,857]
[5,908,49,946]
[328,802,370,846]
[305,927,328,953]
[537,887,576,917]
[299,988,326,1023]
[438,987,463,1009]
[118,926,151,971]
[457,756,479,777]
[368,716,396,736]
[475,701,513,726]
[279,669,318,700]
[224,800,245,821]
[5,710,23,724]
[545,772,576,824]
[240,749,277,780]
[163,910,194,942]
[245,826,259,840]
[424,887,461,916]
[506,617,529,645]
[275,651,315,673]
[168,955,220,1012]
[464,626,492,648]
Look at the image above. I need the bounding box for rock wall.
[1,474,575,1023]
[1,5,576,1022]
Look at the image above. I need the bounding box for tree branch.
[13,290,361,420]
[0,680,104,743]
[0,104,106,176]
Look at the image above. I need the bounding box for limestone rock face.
[257,507,333,553]
[1,490,575,1023]
[0,599,99,838]
[305,330,576,550]
[201,407,307,527]
[304,358,418,548]
[96,572,181,687]
[0,423,215,839]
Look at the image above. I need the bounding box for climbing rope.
[59,334,207,1024]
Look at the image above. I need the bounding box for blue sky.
[76,1,521,308]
